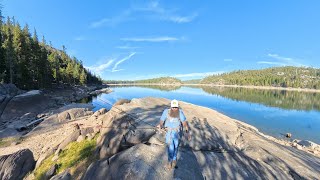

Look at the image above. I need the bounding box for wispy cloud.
[134,1,198,23]
[74,36,86,41]
[265,54,307,67]
[86,52,137,75]
[89,1,197,28]
[166,13,198,23]
[85,59,115,75]
[90,10,132,28]
[116,45,140,49]
[223,59,233,62]
[112,52,136,72]
[121,36,179,42]
[257,61,286,66]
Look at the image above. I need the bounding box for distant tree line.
[182,79,201,84]
[105,77,182,85]
[104,80,134,84]
[135,77,182,84]
[201,66,320,89]
[0,16,102,90]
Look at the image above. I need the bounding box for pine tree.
[0,15,102,88]
[72,61,80,84]
[65,61,74,84]
[30,28,41,88]
[79,68,87,85]
[0,12,6,82]
[3,17,16,84]
[13,22,30,88]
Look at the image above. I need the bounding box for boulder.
[77,135,86,142]
[148,133,166,146]
[50,169,71,180]
[58,111,71,122]
[0,149,35,180]
[68,108,93,119]
[57,130,81,151]
[86,133,96,140]
[93,126,101,133]
[82,144,203,180]
[1,92,52,121]
[297,140,318,149]
[58,108,93,122]
[97,111,131,159]
[0,128,20,139]
[99,128,127,159]
[89,88,112,95]
[0,83,22,96]
[0,95,5,102]
[122,129,156,145]
[179,117,233,151]
[98,108,108,115]
[113,99,131,106]
[36,153,47,168]
[80,127,94,136]
[92,108,108,118]
[45,164,58,179]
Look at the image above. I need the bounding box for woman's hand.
[185,130,191,141]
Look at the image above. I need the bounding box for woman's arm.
[182,121,189,132]
[157,120,164,129]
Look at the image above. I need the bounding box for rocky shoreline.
[0,84,110,140]
[0,96,319,179]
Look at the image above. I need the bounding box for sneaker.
[172,160,177,169]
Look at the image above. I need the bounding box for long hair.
[169,108,179,118]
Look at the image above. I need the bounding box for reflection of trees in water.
[76,94,98,103]
[200,86,320,111]
[110,85,182,91]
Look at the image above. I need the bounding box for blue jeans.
[166,131,180,162]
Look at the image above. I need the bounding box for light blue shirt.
[160,108,186,129]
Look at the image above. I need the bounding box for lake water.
[80,85,320,144]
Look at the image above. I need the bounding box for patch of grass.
[34,135,98,180]
[0,137,22,148]
[33,154,55,180]
[0,139,5,147]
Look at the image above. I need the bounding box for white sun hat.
[171,99,179,108]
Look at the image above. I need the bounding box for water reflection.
[199,86,320,111]
[109,84,181,91]
[82,85,320,143]
[76,94,97,104]
[103,85,320,111]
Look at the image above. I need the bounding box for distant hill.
[105,77,182,85]
[135,77,182,84]
[182,79,201,84]
[201,66,320,89]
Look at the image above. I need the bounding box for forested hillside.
[135,77,182,84]
[201,66,320,89]
[183,79,201,84]
[105,77,182,84]
[0,16,101,90]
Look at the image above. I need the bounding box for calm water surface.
[80,85,320,144]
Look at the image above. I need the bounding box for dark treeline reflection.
[109,85,182,91]
[200,86,320,111]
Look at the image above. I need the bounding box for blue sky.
[2,0,320,80]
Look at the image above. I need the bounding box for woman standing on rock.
[157,99,190,170]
